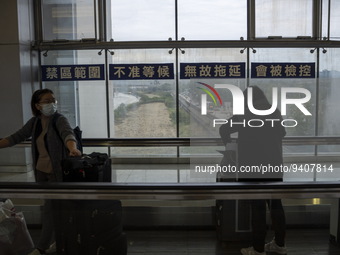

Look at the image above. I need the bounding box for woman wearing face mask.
[0,89,82,255]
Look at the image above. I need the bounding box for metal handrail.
[33,39,340,51]
[0,181,340,200]
[12,136,340,147]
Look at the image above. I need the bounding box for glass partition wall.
[37,0,340,159]
[1,2,340,255]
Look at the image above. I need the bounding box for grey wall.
[0,0,39,172]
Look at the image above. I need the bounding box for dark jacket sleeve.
[6,117,36,146]
[54,114,76,146]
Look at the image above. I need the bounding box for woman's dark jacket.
[6,112,75,181]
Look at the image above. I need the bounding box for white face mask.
[40,103,57,116]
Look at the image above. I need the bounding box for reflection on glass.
[107,49,176,164]
[78,81,108,138]
[319,48,340,136]
[111,0,175,41]
[42,0,95,40]
[110,50,176,139]
[249,48,317,157]
[42,50,107,138]
[255,0,313,38]
[330,0,340,40]
[111,82,176,138]
[179,48,247,138]
[250,48,317,137]
[178,0,247,40]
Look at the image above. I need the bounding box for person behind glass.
[0,89,82,255]
[219,86,287,255]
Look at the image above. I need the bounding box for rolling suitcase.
[54,200,127,255]
[77,200,127,255]
[215,200,252,241]
[215,142,252,241]
[53,200,79,255]
[54,153,127,255]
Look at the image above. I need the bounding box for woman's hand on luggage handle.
[69,148,82,157]
[66,140,82,157]
[0,138,10,149]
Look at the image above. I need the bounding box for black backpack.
[71,126,83,153]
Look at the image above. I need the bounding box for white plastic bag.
[0,199,34,255]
